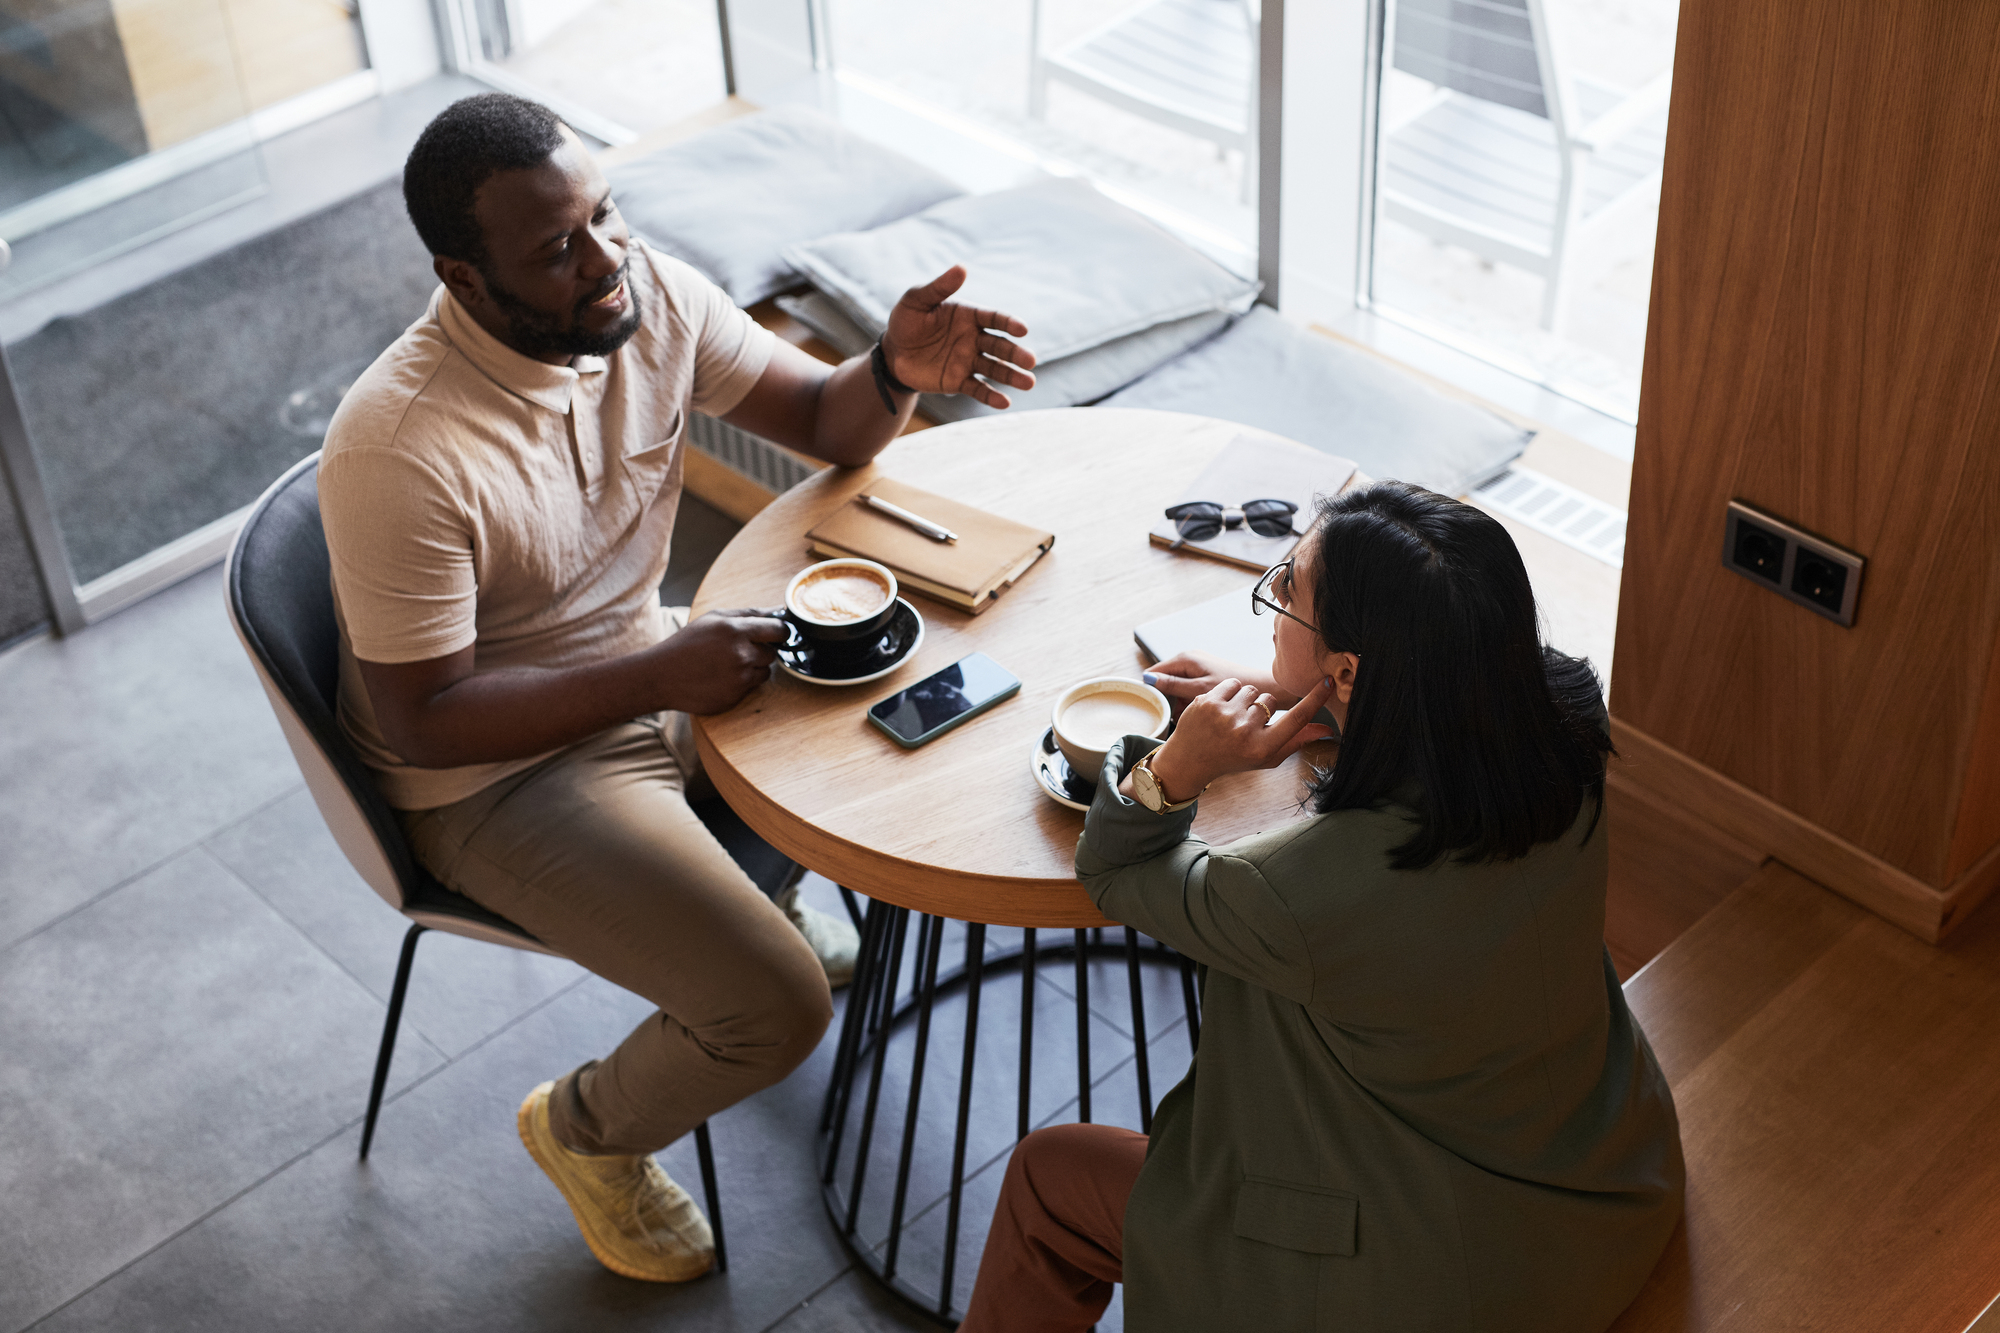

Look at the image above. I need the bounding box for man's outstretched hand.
[882,265,1037,409]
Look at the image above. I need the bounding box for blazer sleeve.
[1075,737,1315,1005]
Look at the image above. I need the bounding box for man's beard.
[482,260,643,359]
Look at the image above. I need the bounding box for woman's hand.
[1131,676,1340,804]
[1145,652,1297,719]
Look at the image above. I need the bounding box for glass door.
[0,0,376,634]
[0,0,277,297]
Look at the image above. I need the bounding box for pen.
[860,493,958,543]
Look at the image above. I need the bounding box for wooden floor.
[1612,862,2000,1331]
[1605,767,1763,979]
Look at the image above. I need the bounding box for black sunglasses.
[1163,499,1300,542]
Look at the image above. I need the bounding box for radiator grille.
[686,413,819,495]
[1472,466,1626,567]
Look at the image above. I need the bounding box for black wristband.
[870,340,915,415]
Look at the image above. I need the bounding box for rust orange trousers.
[959,1123,1150,1333]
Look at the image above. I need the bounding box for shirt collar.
[433,286,608,415]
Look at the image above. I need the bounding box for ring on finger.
[1251,698,1275,724]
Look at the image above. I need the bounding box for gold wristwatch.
[1132,748,1203,814]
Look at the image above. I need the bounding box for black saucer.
[776,598,925,685]
[1031,727,1097,811]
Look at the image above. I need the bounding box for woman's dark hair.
[1305,481,1610,869]
[403,93,566,264]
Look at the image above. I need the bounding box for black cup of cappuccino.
[782,559,900,649]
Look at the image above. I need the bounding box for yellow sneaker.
[516,1082,715,1282]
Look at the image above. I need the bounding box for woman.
[960,483,1683,1333]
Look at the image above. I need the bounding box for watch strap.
[1135,749,1201,813]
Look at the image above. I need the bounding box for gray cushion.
[773,287,878,358]
[921,310,1234,422]
[607,106,962,307]
[782,177,1259,362]
[1100,307,1532,495]
[776,288,1230,421]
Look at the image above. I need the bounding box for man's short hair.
[403,93,566,264]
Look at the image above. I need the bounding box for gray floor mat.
[8,180,437,583]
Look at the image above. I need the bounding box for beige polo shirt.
[318,242,776,809]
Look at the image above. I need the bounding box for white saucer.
[777,598,925,687]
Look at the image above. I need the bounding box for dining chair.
[1380,0,1671,331]
[224,451,801,1274]
[1029,0,1259,203]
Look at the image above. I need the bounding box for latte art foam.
[793,569,892,623]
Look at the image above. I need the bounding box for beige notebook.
[806,478,1054,614]
[1149,434,1360,572]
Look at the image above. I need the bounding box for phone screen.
[868,653,1021,746]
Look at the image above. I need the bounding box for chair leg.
[1540,148,1590,333]
[360,923,426,1161]
[695,1120,728,1274]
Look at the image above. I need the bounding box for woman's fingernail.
[1324,676,1334,688]
[1142,673,1158,686]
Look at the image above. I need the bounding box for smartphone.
[867,653,1022,749]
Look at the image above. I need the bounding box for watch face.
[1134,760,1164,811]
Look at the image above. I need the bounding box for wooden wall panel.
[1615,0,2000,892]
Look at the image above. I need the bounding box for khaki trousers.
[399,710,833,1156]
[959,1124,1149,1333]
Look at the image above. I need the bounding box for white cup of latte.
[1052,677,1172,782]
[783,558,900,646]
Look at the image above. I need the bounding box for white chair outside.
[1028,0,1259,202]
[1380,0,1670,331]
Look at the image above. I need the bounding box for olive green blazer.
[1077,738,1683,1333]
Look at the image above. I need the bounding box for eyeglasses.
[1163,499,1301,542]
[1251,559,1319,635]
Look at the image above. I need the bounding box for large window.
[824,0,1258,250]
[744,0,1671,422]
[0,0,376,296]
[442,0,728,141]
[1367,0,1676,422]
[0,0,1670,640]
[0,0,383,636]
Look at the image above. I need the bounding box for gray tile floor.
[0,498,1162,1332]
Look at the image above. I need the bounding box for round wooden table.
[691,408,1336,1323]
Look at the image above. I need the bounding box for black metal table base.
[817,895,1200,1326]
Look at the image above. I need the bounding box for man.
[318,93,1034,1283]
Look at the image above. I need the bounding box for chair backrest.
[225,452,417,912]
[1393,0,1549,119]
[226,453,801,934]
